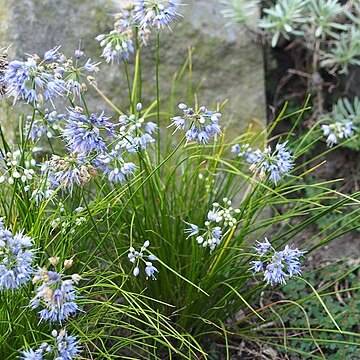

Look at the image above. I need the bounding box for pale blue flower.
[184,222,199,239]
[169,103,222,145]
[250,260,263,273]
[133,0,183,30]
[0,229,35,291]
[20,348,43,360]
[185,198,238,251]
[20,329,80,360]
[26,107,65,141]
[245,142,295,184]
[254,237,271,255]
[30,269,80,324]
[250,237,305,285]
[43,153,96,192]
[117,112,157,152]
[3,52,65,104]
[63,108,114,155]
[96,32,134,63]
[44,46,61,61]
[321,122,355,147]
[94,149,137,184]
[127,241,158,280]
[145,262,158,280]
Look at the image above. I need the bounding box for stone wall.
[0,0,266,134]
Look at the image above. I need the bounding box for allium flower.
[30,268,80,323]
[2,50,65,105]
[21,329,80,359]
[96,31,134,63]
[113,6,151,45]
[0,150,36,185]
[133,0,183,30]
[0,228,35,291]
[26,107,65,141]
[237,141,295,184]
[63,107,115,155]
[321,122,355,147]
[94,149,137,183]
[43,153,97,192]
[250,237,305,285]
[127,240,159,279]
[185,198,239,251]
[169,103,222,145]
[254,236,271,255]
[116,108,157,152]
[231,143,259,163]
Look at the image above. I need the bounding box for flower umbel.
[170,103,222,145]
[233,141,295,184]
[2,49,65,105]
[250,237,305,285]
[133,0,183,30]
[128,240,159,279]
[63,107,115,155]
[0,226,35,291]
[21,328,80,359]
[185,198,239,251]
[321,121,355,147]
[30,267,80,323]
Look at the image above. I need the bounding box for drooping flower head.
[233,141,295,184]
[30,267,81,323]
[63,107,115,155]
[26,107,65,142]
[0,227,35,291]
[133,0,183,30]
[2,48,65,105]
[169,103,222,145]
[42,153,97,193]
[250,237,305,285]
[128,240,159,279]
[321,121,355,147]
[94,148,137,184]
[116,105,157,153]
[96,31,134,64]
[185,198,239,251]
[21,329,80,359]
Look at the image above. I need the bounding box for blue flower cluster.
[128,240,159,279]
[232,141,295,184]
[2,47,99,106]
[0,224,35,291]
[321,121,355,147]
[117,103,157,152]
[26,107,65,141]
[21,329,80,360]
[30,266,80,323]
[96,32,134,64]
[38,104,146,191]
[251,237,305,285]
[0,149,36,186]
[170,103,222,145]
[94,149,137,184]
[185,198,239,251]
[2,51,65,105]
[133,0,183,30]
[0,216,81,357]
[63,108,115,154]
[43,153,97,193]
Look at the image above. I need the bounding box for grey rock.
[0,0,266,136]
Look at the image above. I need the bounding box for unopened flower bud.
[64,259,74,269]
[49,256,60,266]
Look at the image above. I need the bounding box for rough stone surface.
[0,0,266,134]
